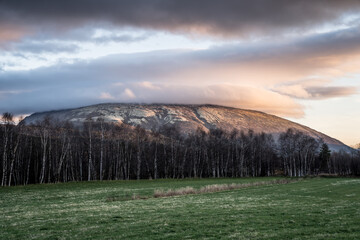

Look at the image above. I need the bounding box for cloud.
[10,41,80,54]
[306,86,358,99]
[274,84,357,99]
[99,92,114,100]
[91,33,150,44]
[122,88,136,99]
[1,0,360,45]
[0,24,29,45]
[0,26,359,117]
[274,85,312,99]
[129,84,304,117]
[0,55,304,117]
[137,81,161,90]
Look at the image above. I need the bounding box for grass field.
[1,177,360,239]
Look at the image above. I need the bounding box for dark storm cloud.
[1,0,360,42]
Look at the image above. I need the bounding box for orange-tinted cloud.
[127,84,305,117]
[0,24,29,46]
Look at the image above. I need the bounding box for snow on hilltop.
[22,103,352,152]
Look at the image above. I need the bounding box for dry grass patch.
[153,178,300,198]
[154,186,197,198]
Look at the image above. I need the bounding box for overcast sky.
[0,0,359,145]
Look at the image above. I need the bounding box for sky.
[0,0,359,146]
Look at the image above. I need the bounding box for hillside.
[22,103,351,152]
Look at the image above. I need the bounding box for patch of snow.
[197,108,221,124]
[130,108,156,118]
[128,118,142,125]
[69,118,86,122]
[107,116,124,123]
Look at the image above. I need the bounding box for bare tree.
[37,117,51,184]
[56,122,72,182]
[96,118,105,181]
[1,113,14,186]
[8,120,22,186]
[135,126,146,180]
[84,118,94,181]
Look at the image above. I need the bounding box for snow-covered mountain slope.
[22,103,353,152]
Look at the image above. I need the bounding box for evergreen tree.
[319,143,331,172]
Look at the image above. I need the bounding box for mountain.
[22,103,352,152]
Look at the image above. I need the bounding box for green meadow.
[1,177,360,239]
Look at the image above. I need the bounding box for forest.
[1,113,359,186]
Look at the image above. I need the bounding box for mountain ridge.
[22,103,353,152]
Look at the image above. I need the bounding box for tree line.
[1,113,359,186]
